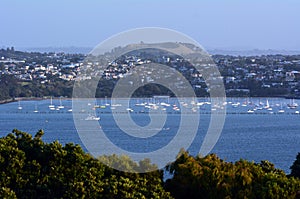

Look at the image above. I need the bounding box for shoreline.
[0,96,299,105]
[0,98,15,104]
[0,97,49,105]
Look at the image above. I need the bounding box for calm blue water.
[0,98,300,173]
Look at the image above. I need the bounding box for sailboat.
[17,100,22,110]
[247,109,254,113]
[264,99,272,110]
[104,96,110,106]
[278,103,285,113]
[49,97,55,110]
[85,114,100,121]
[33,104,39,113]
[242,98,248,107]
[57,97,64,109]
[288,99,298,109]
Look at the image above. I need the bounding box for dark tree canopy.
[0,130,300,198]
[291,153,300,178]
[0,129,171,198]
[165,150,300,199]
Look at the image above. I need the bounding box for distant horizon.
[2,45,300,56]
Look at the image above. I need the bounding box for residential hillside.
[1,47,300,100]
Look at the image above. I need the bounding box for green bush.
[1,130,300,199]
[165,150,300,199]
[0,129,172,199]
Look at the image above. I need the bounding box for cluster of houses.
[214,55,300,95]
[1,48,300,96]
[0,52,83,83]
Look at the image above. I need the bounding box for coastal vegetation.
[1,130,300,198]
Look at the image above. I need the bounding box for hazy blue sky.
[1,0,300,50]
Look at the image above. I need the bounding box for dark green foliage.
[0,74,74,100]
[291,153,300,178]
[0,130,172,198]
[165,150,300,199]
[1,130,300,198]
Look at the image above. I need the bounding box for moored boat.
[287,99,298,109]
[85,115,100,121]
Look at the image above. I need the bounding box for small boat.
[173,106,180,111]
[247,109,254,113]
[18,101,22,110]
[94,105,106,109]
[57,97,64,109]
[135,103,146,106]
[288,99,298,109]
[104,96,110,106]
[49,97,55,109]
[126,108,134,112]
[33,104,39,113]
[264,99,270,109]
[160,102,171,107]
[232,102,240,108]
[196,102,204,106]
[242,100,248,107]
[278,103,285,113]
[111,103,122,107]
[85,115,100,121]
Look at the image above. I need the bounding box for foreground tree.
[1,130,300,198]
[0,129,172,198]
[165,150,300,199]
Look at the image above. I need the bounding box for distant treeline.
[1,129,300,198]
[0,74,201,100]
[0,73,290,101]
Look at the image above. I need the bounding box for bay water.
[0,98,299,173]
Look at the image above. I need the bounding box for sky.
[1,0,300,51]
